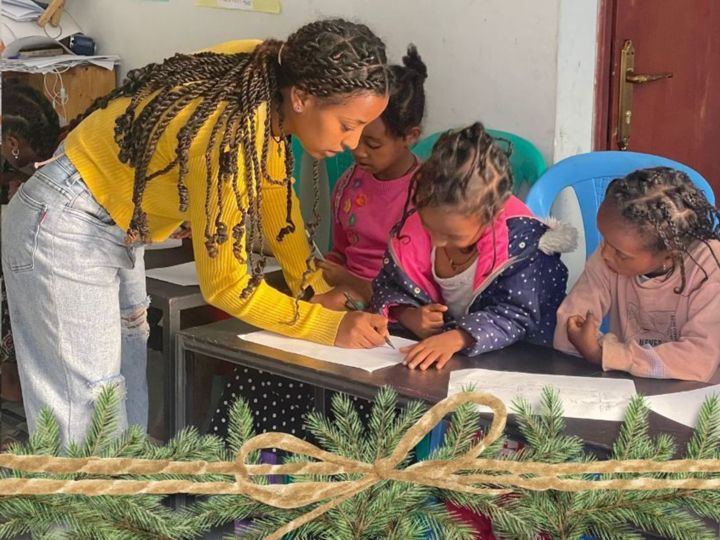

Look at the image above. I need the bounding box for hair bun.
[402,44,428,82]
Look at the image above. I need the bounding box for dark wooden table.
[173,317,720,454]
[145,243,289,438]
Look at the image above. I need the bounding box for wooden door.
[596,0,720,193]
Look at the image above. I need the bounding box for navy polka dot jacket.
[371,203,576,357]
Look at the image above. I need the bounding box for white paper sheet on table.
[238,331,416,373]
[448,368,637,422]
[145,238,183,250]
[146,257,281,286]
[645,385,720,428]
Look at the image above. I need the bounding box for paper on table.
[646,385,720,428]
[146,257,282,286]
[448,368,637,422]
[238,331,416,373]
[145,238,183,251]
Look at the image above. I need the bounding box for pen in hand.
[306,229,326,261]
[342,291,396,350]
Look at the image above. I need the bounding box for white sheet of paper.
[145,238,183,250]
[238,331,416,373]
[646,385,720,428]
[448,368,637,422]
[146,257,281,286]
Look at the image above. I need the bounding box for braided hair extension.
[393,122,514,240]
[68,19,388,306]
[2,80,60,161]
[382,45,428,137]
[606,166,720,293]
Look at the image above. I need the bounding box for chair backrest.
[291,137,354,195]
[410,129,546,198]
[525,151,716,259]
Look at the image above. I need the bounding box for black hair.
[2,79,60,160]
[606,166,720,293]
[394,122,513,237]
[382,44,427,137]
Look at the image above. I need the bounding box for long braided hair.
[606,166,720,294]
[72,19,388,301]
[2,80,60,162]
[394,122,513,241]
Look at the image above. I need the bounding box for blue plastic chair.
[525,151,716,260]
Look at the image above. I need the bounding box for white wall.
[66,0,562,162]
[553,0,599,161]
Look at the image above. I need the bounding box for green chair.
[410,129,547,200]
[291,137,354,195]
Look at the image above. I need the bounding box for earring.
[11,147,20,160]
[294,103,302,113]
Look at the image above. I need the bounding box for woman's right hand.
[335,311,389,349]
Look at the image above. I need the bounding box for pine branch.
[686,395,720,460]
[81,383,125,457]
[612,396,653,460]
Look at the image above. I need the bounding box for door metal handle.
[626,72,673,84]
[617,40,673,150]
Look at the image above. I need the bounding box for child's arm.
[370,255,422,318]
[553,249,613,357]
[602,282,720,382]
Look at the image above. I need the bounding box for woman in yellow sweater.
[1,19,391,444]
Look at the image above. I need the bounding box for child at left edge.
[317,45,428,306]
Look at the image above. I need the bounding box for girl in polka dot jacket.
[371,123,577,370]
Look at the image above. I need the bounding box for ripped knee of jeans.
[121,298,150,337]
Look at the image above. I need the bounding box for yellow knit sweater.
[65,40,344,344]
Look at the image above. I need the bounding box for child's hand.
[400,329,472,371]
[317,258,352,286]
[566,310,602,365]
[311,285,359,311]
[395,304,448,339]
[316,259,373,304]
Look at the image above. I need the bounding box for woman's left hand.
[400,329,472,371]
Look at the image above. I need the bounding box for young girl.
[2,19,392,445]
[318,45,427,304]
[554,167,720,382]
[372,122,575,370]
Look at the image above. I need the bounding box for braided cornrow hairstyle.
[70,19,388,305]
[2,80,60,160]
[606,166,720,293]
[382,44,427,137]
[394,122,513,239]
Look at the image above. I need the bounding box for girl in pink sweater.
[554,167,720,382]
[318,46,427,305]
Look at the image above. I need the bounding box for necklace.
[442,247,478,272]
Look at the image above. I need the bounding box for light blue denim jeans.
[1,150,149,445]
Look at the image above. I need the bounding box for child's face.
[597,200,673,276]
[351,118,418,179]
[418,205,485,249]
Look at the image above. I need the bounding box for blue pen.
[343,292,396,350]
